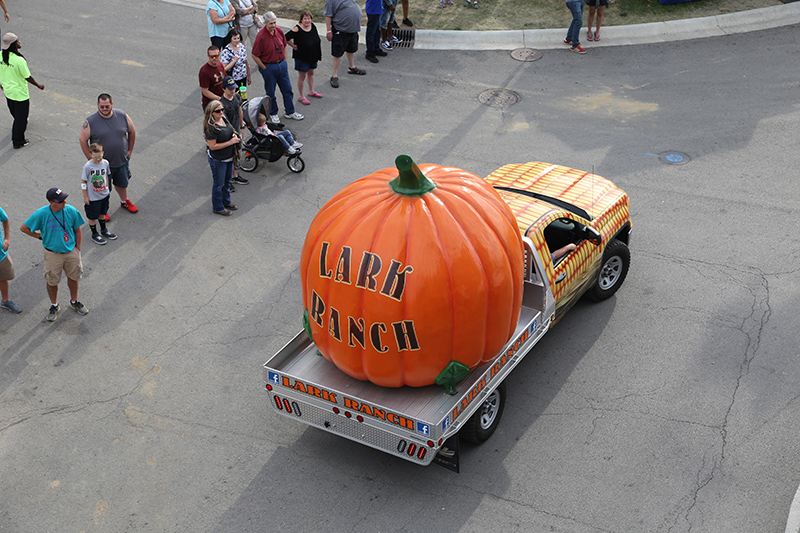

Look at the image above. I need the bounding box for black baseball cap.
[46,188,69,202]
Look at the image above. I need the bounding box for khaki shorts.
[43,248,83,286]
[0,255,15,281]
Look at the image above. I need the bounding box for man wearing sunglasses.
[20,188,89,323]
[199,46,227,110]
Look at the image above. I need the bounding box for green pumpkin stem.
[390,155,436,196]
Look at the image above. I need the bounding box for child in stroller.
[240,96,306,173]
[256,114,303,154]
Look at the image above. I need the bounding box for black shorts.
[84,196,110,221]
[331,31,358,57]
[586,0,609,6]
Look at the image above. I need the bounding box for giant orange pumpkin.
[300,156,524,389]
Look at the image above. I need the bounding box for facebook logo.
[417,422,430,436]
[267,371,280,384]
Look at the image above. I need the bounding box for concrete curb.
[167,0,800,50]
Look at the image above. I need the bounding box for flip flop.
[298,97,311,105]
[587,30,594,41]
[308,91,323,98]
[348,67,366,75]
[594,33,601,41]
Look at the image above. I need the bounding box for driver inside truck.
[551,242,577,263]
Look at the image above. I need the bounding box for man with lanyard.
[79,93,139,217]
[251,11,304,124]
[20,188,89,322]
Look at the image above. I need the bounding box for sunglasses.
[98,105,112,109]
[213,109,224,113]
[51,200,65,204]
[208,54,220,59]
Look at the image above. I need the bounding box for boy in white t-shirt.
[81,143,118,245]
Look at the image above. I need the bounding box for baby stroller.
[240,96,305,174]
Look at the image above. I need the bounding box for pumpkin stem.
[390,155,436,196]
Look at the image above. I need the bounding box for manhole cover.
[478,89,520,108]
[510,48,543,62]
[658,151,690,165]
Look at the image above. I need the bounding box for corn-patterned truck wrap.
[264,161,631,471]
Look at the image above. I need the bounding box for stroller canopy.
[244,96,271,130]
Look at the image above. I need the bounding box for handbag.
[254,14,265,29]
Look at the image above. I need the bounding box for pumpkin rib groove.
[438,182,524,341]
[359,196,407,386]
[433,188,496,358]
[423,191,483,374]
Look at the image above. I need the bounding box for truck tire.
[588,238,630,301]
[461,383,506,444]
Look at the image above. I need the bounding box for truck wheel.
[461,383,506,444]
[588,239,630,301]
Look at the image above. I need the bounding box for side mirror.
[583,226,602,246]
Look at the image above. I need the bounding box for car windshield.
[492,186,593,221]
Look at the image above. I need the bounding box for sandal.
[330,76,339,88]
[587,30,594,41]
[298,97,311,105]
[594,32,600,41]
[348,67,366,75]
[308,91,323,98]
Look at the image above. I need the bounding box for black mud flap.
[433,435,460,473]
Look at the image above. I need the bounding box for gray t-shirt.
[86,110,130,168]
[82,159,111,202]
[323,0,362,34]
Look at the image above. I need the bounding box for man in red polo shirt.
[199,45,227,109]
[251,12,303,123]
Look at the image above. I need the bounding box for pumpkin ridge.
[432,188,495,358]
[421,191,479,378]
[358,193,407,386]
[434,185,523,358]
[322,191,404,381]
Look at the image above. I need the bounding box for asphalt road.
[1,1,799,532]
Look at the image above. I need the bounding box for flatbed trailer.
[264,237,554,470]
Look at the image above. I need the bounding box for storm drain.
[478,88,520,108]
[392,28,415,48]
[644,151,691,165]
[510,48,543,62]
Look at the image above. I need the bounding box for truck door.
[534,214,602,323]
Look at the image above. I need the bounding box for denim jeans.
[274,130,296,151]
[566,0,583,47]
[208,153,232,213]
[258,60,295,116]
[365,13,381,56]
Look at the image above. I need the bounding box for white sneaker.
[284,112,304,120]
[381,41,393,51]
[390,35,402,44]
[286,146,297,154]
[291,142,303,149]
[269,114,280,124]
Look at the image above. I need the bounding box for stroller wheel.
[240,150,259,172]
[287,154,305,173]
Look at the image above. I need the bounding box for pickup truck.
[263,161,631,471]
